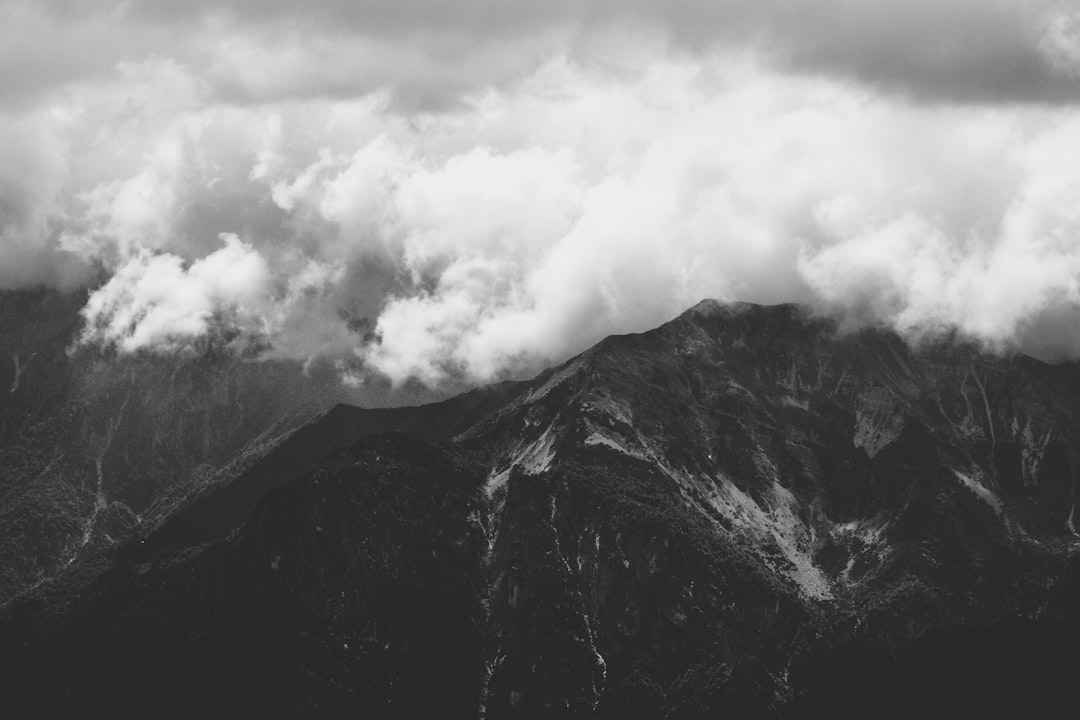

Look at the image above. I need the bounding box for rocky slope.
[3,299,1080,717]
[0,289,352,604]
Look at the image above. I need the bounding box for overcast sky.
[4,0,1080,385]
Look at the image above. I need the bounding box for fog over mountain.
[3,1,1080,389]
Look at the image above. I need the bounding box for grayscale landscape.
[3,2,1080,718]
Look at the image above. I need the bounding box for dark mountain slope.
[0,289,351,604]
[2,434,488,719]
[3,299,1080,718]
[127,380,527,561]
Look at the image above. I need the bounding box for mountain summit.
[3,299,1080,718]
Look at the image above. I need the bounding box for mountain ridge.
[3,297,1080,717]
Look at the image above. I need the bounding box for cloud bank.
[3,1,1080,386]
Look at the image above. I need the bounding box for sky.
[4,0,1080,386]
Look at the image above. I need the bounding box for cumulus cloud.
[80,234,272,353]
[4,2,1080,386]
[801,112,1080,350]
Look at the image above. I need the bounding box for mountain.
[2,298,1080,718]
[0,288,354,605]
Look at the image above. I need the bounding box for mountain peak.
[677,298,816,329]
[684,298,764,315]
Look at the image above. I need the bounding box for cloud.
[247,57,1080,382]
[79,234,272,353]
[0,105,95,289]
[800,112,1080,351]
[10,1,1080,107]
[4,5,1080,385]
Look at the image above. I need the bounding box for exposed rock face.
[3,298,1080,717]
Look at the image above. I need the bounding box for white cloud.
[801,112,1080,348]
[2,15,1080,382]
[80,234,272,353]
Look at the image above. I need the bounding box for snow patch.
[780,395,809,410]
[703,475,833,600]
[833,516,889,547]
[584,432,635,455]
[767,484,832,600]
[953,470,1004,516]
[525,359,583,402]
[724,379,756,401]
[490,423,559,488]
[1019,421,1052,487]
[853,403,904,458]
[581,394,634,427]
[484,467,510,498]
[9,352,35,394]
[583,422,650,462]
[831,515,891,584]
[580,415,665,468]
[516,424,557,475]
